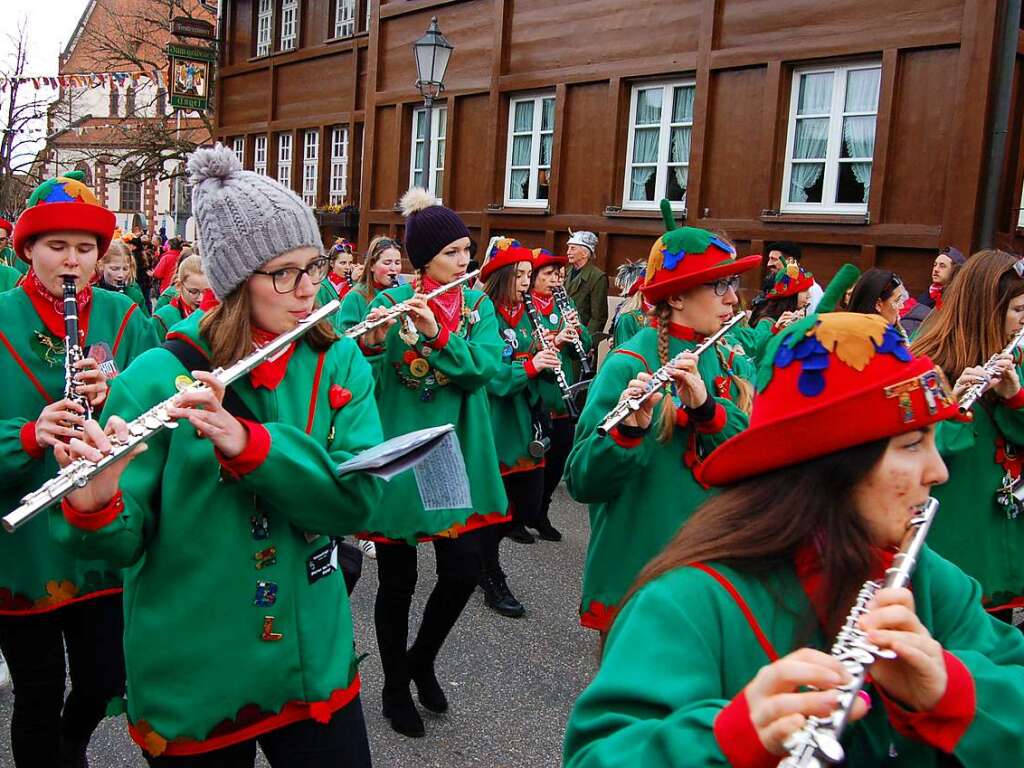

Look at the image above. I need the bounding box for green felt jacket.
[0,247,27,275]
[150,301,190,339]
[930,373,1024,611]
[50,311,387,755]
[97,281,150,316]
[0,263,22,293]
[565,261,609,337]
[564,547,1024,767]
[566,326,752,630]
[612,308,645,349]
[337,285,373,332]
[154,286,177,311]
[361,283,508,541]
[0,287,158,614]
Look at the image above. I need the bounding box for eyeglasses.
[707,275,742,297]
[253,257,330,293]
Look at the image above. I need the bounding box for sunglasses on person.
[253,257,330,294]
[706,275,742,297]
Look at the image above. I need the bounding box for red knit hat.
[13,171,114,262]
[698,312,958,486]
[641,200,759,302]
[481,238,534,281]
[766,262,814,299]
[532,247,567,272]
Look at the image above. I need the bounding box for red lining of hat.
[642,253,761,302]
[13,203,115,262]
[533,252,568,271]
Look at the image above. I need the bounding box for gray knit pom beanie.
[188,143,323,298]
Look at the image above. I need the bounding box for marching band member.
[96,239,150,314]
[479,239,560,617]
[151,254,209,338]
[734,261,816,363]
[564,305,1024,767]
[327,238,361,299]
[610,261,650,349]
[848,268,910,341]
[529,247,592,542]
[357,189,508,738]
[567,204,757,633]
[337,236,404,331]
[50,146,384,766]
[0,170,157,767]
[912,249,1024,624]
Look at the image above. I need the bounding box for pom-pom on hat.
[188,142,323,299]
[481,237,534,281]
[697,311,958,486]
[399,187,470,269]
[13,171,115,261]
[766,262,814,300]
[641,200,760,303]
[532,247,567,272]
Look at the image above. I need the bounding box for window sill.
[487,203,549,215]
[323,32,369,44]
[604,205,686,220]
[760,210,870,225]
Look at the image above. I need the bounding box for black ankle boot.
[533,519,563,542]
[505,522,536,544]
[407,647,448,713]
[382,688,425,738]
[480,574,526,618]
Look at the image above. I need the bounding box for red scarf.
[497,301,525,328]
[532,292,555,317]
[421,274,464,333]
[169,294,193,319]
[328,272,346,289]
[666,322,705,343]
[22,269,93,342]
[928,283,944,311]
[249,326,295,390]
[199,289,220,312]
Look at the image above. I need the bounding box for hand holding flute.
[615,353,708,430]
[956,324,1024,412]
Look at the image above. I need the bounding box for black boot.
[407,645,448,713]
[480,574,526,618]
[381,688,425,738]
[505,522,536,544]
[59,738,89,768]
[533,518,563,542]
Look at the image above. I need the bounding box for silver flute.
[523,290,582,420]
[552,285,594,379]
[596,311,746,436]
[958,325,1024,413]
[3,299,341,533]
[63,276,93,422]
[779,497,939,768]
[344,270,481,340]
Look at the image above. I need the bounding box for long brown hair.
[484,263,522,307]
[911,249,1024,382]
[605,438,889,654]
[355,236,403,301]
[199,283,336,368]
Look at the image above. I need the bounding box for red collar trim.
[667,322,704,342]
[21,269,93,341]
[497,301,525,328]
[794,536,896,628]
[249,327,295,390]
[169,294,193,318]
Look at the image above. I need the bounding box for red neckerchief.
[421,274,464,332]
[667,322,705,343]
[532,292,555,317]
[497,301,525,328]
[929,283,944,311]
[794,536,896,629]
[199,289,220,312]
[249,326,295,390]
[22,269,93,342]
[169,294,193,319]
[328,272,345,289]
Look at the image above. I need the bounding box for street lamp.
[412,16,453,196]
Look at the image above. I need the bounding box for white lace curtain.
[789,72,831,203]
[842,68,880,202]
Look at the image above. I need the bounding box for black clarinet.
[63,276,92,422]
[552,284,594,379]
[523,291,580,420]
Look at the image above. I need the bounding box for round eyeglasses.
[253,257,330,294]
[707,275,742,297]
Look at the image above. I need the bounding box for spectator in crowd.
[900,246,966,337]
[564,230,608,336]
[152,237,184,296]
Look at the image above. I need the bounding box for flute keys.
[815,733,845,763]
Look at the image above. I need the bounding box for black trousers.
[144,697,372,768]
[481,469,545,580]
[540,416,574,521]
[0,594,126,768]
[374,531,483,695]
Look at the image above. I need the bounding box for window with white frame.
[330,126,349,204]
[277,133,293,188]
[410,104,446,200]
[365,0,372,31]
[623,81,694,210]
[256,0,272,56]
[302,129,319,206]
[254,135,268,175]
[232,136,245,165]
[280,0,299,52]
[781,62,881,213]
[335,0,355,38]
[505,93,555,207]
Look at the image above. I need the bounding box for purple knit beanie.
[400,188,470,269]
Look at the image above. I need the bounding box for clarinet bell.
[528,436,550,459]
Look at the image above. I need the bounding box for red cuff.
[609,426,644,449]
[425,325,450,350]
[713,690,777,768]
[62,490,124,531]
[695,402,728,434]
[523,358,539,379]
[674,407,691,429]
[1004,388,1024,410]
[216,419,271,480]
[877,650,975,753]
[20,421,44,460]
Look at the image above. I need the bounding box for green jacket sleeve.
[991,376,1024,444]
[338,289,370,332]
[486,352,532,398]
[0,418,42,490]
[154,287,176,311]
[422,296,503,392]
[613,311,642,349]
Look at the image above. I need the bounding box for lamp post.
[412,16,453,197]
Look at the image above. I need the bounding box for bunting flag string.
[0,70,166,93]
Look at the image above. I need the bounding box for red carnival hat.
[0,218,11,237]
[641,200,759,303]
[532,247,567,272]
[13,170,114,261]
[481,237,534,281]
[766,261,814,300]
[698,311,958,486]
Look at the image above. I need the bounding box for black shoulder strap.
[162,337,258,423]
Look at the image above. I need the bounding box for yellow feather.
[813,313,889,371]
[645,237,665,282]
